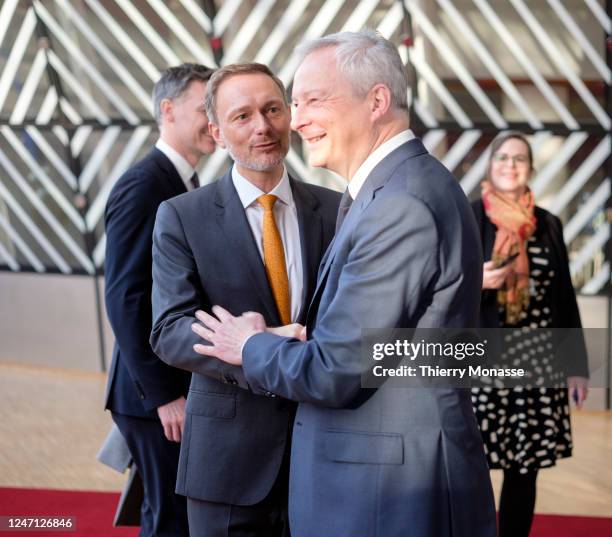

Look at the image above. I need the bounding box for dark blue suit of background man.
[104,63,215,537]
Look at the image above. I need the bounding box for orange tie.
[257,194,291,325]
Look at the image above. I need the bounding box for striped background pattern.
[0,0,609,294]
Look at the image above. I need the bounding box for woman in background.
[471,131,589,537]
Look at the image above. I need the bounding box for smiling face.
[209,73,290,175]
[488,137,532,199]
[167,80,216,165]
[290,47,373,179]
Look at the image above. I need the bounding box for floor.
[0,362,611,517]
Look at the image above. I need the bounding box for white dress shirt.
[232,166,304,323]
[348,129,415,199]
[155,138,197,191]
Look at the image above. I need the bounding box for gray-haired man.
[191,31,497,537]
[105,63,215,537]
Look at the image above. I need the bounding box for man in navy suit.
[191,32,497,537]
[150,63,340,536]
[104,63,215,537]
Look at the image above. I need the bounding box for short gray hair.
[152,63,214,124]
[295,29,408,110]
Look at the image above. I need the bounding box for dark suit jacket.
[150,171,340,505]
[472,198,589,377]
[105,147,191,418]
[241,139,496,537]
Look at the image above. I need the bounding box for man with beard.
[188,31,497,537]
[150,63,340,536]
[104,63,215,537]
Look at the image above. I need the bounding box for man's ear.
[159,98,174,123]
[209,122,226,148]
[369,84,392,121]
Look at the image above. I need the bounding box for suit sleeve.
[150,201,250,388]
[242,193,439,408]
[548,214,589,378]
[104,175,187,411]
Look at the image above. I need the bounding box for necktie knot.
[335,190,353,232]
[189,172,199,190]
[257,194,278,211]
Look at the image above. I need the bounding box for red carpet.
[2,487,612,536]
[0,487,137,536]
[531,513,612,536]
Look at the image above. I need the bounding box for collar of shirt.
[231,165,293,209]
[347,129,415,200]
[155,138,196,190]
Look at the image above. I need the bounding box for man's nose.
[290,105,307,132]
[253,111,271,133]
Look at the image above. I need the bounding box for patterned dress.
[471,235,573,474]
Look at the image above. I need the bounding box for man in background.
[150,63,340,536]
[104,63,214,537]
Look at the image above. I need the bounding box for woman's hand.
[567,376,588,409]
[482,260,513,290]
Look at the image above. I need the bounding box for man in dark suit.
[104,63,215,537]
[191,32,497,537]
[150,63,340,537]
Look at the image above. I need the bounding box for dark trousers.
[499,469,539,537]
[186,445,290,537]
[113,412,189,537]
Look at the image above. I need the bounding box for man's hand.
[567,376,588,409]
[482,260,513,290]
[267,323,307,341]
[156,396,186,442]
[191,306,265,365]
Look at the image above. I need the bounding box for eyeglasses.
[492,153,530,166]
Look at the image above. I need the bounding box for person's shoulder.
[164,178,217,212]
[535,205,563,236]
[106,169,162,219]
[386,150,460,204]
[470,197,483,210]
[535,204,557,221]
[389,146,451,188]
[470,197,485,219]
[109,150,166,197]
[299,182,342,205]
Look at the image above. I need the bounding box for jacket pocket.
[323,429,404,465]
[186,390,236,419]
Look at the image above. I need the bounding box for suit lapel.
[306,198,358,326]
[214,172,281,325]
[317,235,337,279]
[307,185,365,313]
[151,147,188,198]
[291,178,322,324]
[306,139,429,327]
[305,218,353,327]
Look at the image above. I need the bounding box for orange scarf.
[481,181,537,325]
